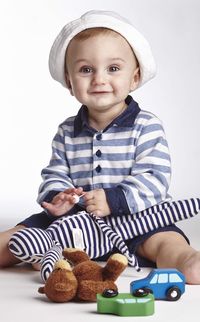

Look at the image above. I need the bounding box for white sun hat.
[49,10,156,89]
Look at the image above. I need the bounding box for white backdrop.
[0,0,200,239]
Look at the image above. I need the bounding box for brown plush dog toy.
[38,248,128,302]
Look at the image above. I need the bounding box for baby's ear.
[130,67,140,92]
[65,73,74,96]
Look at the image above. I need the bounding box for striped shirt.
[37,95,171,216]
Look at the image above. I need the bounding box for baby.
[1,10,200,283]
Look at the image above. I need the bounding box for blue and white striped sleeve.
[106,115,171,215]
[37,126,74,204]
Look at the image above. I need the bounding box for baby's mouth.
[90,91,111,94]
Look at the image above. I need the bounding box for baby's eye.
[108,66,120,72]
[80,66,93,73]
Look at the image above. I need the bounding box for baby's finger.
[74,187,84,195]
[42,201,55,213]
[86,204,96,214]
[63,188,75,194]
[59,193,66,200]
[63,194,76,204]
[84,198,94,206]
[83,191,94,201]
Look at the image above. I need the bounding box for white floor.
[1,219,200,322]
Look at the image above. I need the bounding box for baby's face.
[65,31,139,113]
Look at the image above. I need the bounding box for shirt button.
[96,133,102,141]
[96,165,102,173]
[96,149,102,157]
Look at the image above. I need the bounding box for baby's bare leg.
[138,231,200,284]
[0,225,25,267]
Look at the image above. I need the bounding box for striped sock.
[40,242,63,281]
[9,227,54,263]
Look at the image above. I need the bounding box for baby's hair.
[72,27,117,40]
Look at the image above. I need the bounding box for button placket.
[93,132,103,175]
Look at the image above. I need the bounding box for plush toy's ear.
[102,253,128,281]
[54,259,71,270]
[55,282,70,291]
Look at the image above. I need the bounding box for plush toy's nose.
[54,282,75,292]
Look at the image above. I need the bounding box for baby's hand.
[83,189,111,217]
[42,187,83,217]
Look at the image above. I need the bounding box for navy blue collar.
[74,95,141,136]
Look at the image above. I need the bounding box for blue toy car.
[130,269,185,301]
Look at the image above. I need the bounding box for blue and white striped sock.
[40,242,63,281]
[9,227,54,264]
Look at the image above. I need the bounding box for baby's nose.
[92,71,107,85]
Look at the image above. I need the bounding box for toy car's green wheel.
[166,287,181,301]
[102,289,118,298]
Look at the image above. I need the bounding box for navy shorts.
[17,210,190,267]
[17,211,56,229]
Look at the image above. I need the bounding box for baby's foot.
[181,251,200,284]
